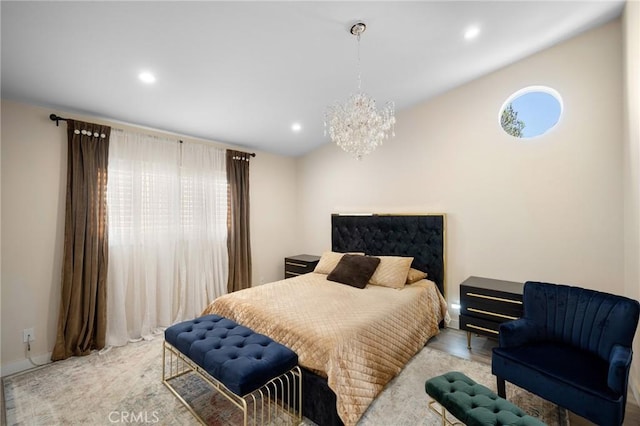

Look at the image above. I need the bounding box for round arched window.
[499,86,563,138]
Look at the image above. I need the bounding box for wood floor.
[428,327,640,426]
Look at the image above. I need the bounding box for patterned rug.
[2,337,568,425]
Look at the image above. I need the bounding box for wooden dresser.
[284,254,320,279]
[459,276,524,348]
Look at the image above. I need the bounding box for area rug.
[3,337,568,425]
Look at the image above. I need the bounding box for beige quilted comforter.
[201,272,448,425]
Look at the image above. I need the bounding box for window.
[499,86,563,139]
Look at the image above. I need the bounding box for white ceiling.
[1,1,624,157]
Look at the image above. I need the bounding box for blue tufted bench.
[162,314,301,425]
[425,372,545,426]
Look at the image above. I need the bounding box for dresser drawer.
[461,287,523,318]
[461,286,523,304]
[284,255,320,279]
[461,304,520,323]
[460,314,501,337]
[285,260,314,275]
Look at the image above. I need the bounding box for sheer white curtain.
[106,131,228,346]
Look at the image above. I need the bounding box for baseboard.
[447,317,460,330]
[632,373,640,406]
[1,352,53,378]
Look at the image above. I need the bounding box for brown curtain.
[226,150,252,292]
[52,120,110,361]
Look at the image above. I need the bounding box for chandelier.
[324,22,396,160]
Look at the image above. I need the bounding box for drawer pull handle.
[285,262,307,268]
[466,292,522,305]
[467,324,499,335]
[286,271,302,276]
[468,307,518,320]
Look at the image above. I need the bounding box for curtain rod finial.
[49,113,69,126]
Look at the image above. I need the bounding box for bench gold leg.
[428,399,464,426]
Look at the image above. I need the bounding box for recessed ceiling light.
[291,122,302,132]
[464,25,480,40]
[138,71,156,84]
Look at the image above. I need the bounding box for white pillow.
[369,256,414,289]
[313,251,344,275]
[314,251,363,274]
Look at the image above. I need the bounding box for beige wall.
[251,151,299,285]
[1,100,66,375]
[623,0,640,403]
[297,20,624,328]
[0,99,298,375]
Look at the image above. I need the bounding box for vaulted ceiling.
[1,1,625,156]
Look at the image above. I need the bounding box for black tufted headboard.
[331,214,446,297]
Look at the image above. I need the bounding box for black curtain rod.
[49,113,256,157]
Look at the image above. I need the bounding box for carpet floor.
[3,337,568,425]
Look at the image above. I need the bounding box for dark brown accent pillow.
[327,254,381,289]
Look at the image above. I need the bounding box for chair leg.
[496,377,506,398]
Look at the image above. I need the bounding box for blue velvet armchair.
[492,281,639,426]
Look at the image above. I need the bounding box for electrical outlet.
[23,328,34,343]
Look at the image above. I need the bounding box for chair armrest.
[608,344,632,394]
[499,318,541,348]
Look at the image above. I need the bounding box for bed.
[201,214,448,425]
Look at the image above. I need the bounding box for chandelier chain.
[356,32,362,91]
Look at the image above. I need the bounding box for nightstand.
[284,254,320,279]
[459,276,524,349]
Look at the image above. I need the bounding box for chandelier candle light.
[324,22,396,160]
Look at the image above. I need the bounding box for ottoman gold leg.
[428,399,463,426]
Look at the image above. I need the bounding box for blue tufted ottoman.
[162,314,301,425]
[425,372,545,426]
